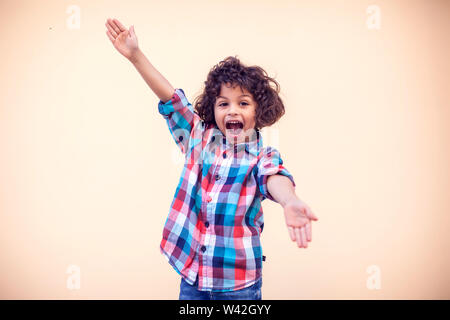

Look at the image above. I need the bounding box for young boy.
[106,18,319,300]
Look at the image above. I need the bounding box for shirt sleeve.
[254,146,296,203]
[158,88,202,154]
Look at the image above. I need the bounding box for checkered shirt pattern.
[158,88,296,292]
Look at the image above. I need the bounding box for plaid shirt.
[158,88,296,292]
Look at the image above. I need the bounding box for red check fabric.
[158,88,296,292]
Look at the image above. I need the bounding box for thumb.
[129,25,135,37]
[307,209,319,221]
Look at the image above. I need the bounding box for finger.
[109,18,122,35]
[113,18,127,32]
[295,227,303,248]
[288,226,296,242]
[305,222,312,242]
[106,30,115,44]
[105,20,118,38]
[105,19,118,37]
[300,227,308,248]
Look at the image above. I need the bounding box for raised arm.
[130,49,175,103]
[105,18,175,103]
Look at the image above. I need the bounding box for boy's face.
[214,83,257,144]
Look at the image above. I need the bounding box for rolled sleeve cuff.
[157,88,190,117]
[260,167,296,202]
[256,147,296,202]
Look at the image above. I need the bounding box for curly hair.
[193,55,285,131]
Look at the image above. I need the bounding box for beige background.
[0,0,449,299]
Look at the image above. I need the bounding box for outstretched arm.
[267,174,297,207]
[105,18,175,103]
[267,174,319,249]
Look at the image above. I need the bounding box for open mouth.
[225,120,244,136]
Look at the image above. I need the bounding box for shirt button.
[205,221,209,228]
[222,151,227,158]
[211,136,215,142]
[178,135,183,142]
[200,245,206,252]
[215,174,220,181]
[206,196,212,202]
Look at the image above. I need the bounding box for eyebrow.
[217,94,251,100]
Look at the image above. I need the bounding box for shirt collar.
[208,125,262,157]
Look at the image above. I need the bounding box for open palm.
[283,198,318,248]
[105,18,139,60]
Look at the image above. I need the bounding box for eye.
[217,102,249,107]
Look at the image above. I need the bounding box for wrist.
[129,48,143,64]
[280,193,300,208]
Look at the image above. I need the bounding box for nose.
[227,102,239,115]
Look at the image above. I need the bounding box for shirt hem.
[160,245,263,292]
[206,277,261,292]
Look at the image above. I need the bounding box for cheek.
[246,111,257,126]
[214,110,224,127]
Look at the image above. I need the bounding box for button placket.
[201,225,212,289]
[203,232,211,252]
[201,183,213,286]
[205,177,219,289]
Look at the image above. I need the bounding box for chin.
[224,127,256,144]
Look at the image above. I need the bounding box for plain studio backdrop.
[0,0,449,299]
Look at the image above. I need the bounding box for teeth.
[226,121,242,125]
[225,120,243,130]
